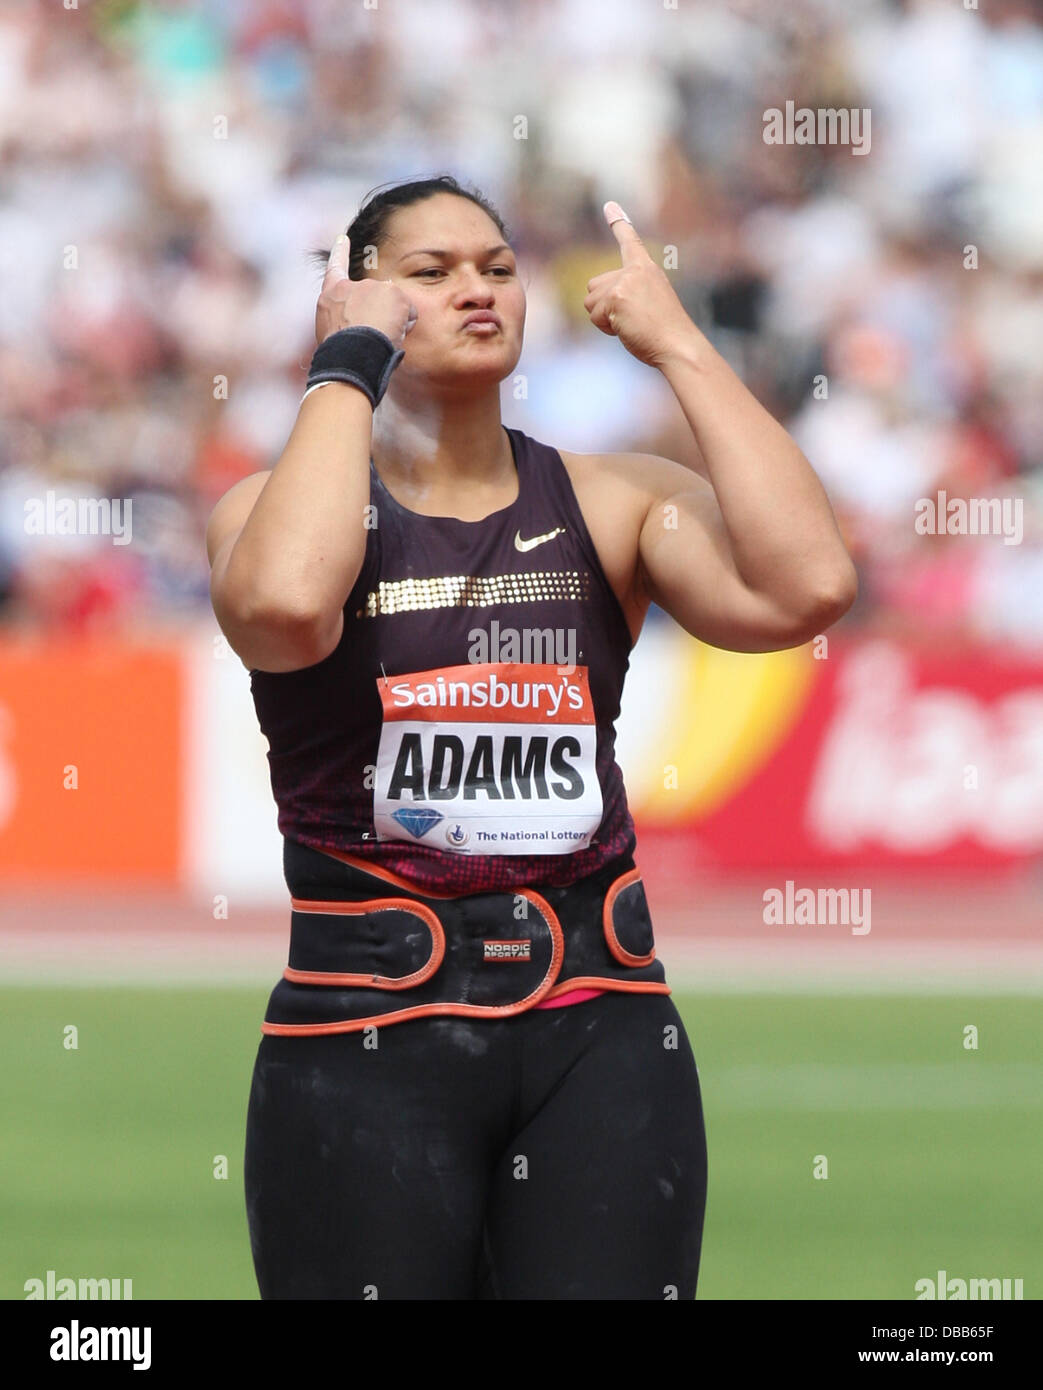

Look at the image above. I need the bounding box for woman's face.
[370,192,526,391]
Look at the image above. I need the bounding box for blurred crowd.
[1,0,1041,647]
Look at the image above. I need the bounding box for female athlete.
[205,175,857,1300]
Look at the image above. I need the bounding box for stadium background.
[1,0,1041,1300]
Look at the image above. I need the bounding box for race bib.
[373,662,603,855]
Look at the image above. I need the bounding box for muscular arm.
[583,202,857,654]
[632,453,850,653]
[205,232,415,673]
[587,444,856,655]
[206,383,373,672]
[644,337,857,651]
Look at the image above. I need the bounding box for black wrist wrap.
[306,326,404,408]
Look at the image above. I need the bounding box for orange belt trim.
[261,978,670,1037]
[263,857,670,1036]
[602,866,657,968]
[283,897,444,989]
[313,847,479,899]
[264,886,565,1034]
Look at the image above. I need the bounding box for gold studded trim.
[356,570,591,618]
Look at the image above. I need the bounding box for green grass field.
[3,987,1040,1300]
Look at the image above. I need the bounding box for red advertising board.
[635,638,1043,870]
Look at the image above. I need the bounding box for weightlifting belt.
[261,837,670,1036]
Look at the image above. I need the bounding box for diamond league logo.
[390,807,444,839]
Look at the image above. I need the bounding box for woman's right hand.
[315,234,418,347]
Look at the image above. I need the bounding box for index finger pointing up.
[603,201,647,264]
[324,231,351,286]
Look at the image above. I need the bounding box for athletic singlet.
[248,425,638,898]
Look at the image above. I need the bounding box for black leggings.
[243,990,708,1300]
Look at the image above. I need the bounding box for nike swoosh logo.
[514,525,566,552]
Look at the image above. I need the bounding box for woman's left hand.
[583,201,697,370]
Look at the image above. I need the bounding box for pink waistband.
[534,986,605,1010]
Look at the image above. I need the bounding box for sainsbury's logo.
[384,663,591,722]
